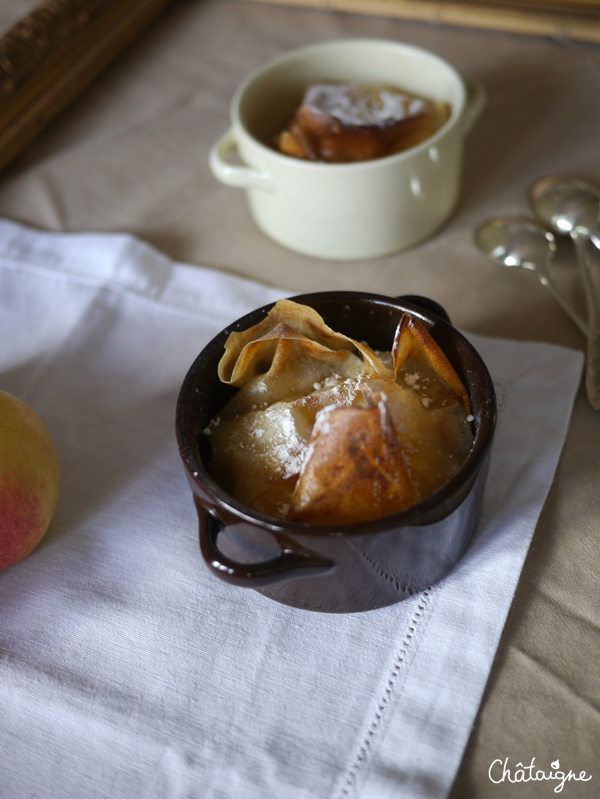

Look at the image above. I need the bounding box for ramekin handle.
[209,128,273,190]
[461,77,487,135]
[197,500,334,588]
[396,294,451,325]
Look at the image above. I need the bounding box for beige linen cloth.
[1,1,600,796]
[0,217,583,799]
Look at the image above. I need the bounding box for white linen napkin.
[0,219,583,799]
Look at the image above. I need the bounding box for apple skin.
[0,389,60,572]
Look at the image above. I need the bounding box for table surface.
[1,1,599,795]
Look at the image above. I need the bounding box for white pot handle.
[209,128,273,190]
[461,77,487,135]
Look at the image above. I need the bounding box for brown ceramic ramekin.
[176,292,496,613]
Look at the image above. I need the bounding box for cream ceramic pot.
[209,39,485,260]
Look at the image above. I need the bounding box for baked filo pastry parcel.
[276,83,451,163]
[206,300,473,526]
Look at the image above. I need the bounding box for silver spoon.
[530,176,600,410]
[474,216,588,336]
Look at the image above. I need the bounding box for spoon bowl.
[475,216,555,272]
[474,216,587,336]
[530,176,600,246]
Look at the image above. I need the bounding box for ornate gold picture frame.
[0,0,176,173]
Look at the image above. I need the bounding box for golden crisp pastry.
[290,402,418,526]
[206,300,473,526]
[276,83,451,163]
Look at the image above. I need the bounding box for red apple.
[0,389,60,571]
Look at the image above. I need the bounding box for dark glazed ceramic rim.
[176,291,497,537]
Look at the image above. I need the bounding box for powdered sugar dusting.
[304,83,425,127]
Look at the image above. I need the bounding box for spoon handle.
[572,232,600,410]
[537,274,588,337]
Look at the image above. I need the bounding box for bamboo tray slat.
[238,0,600,42]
